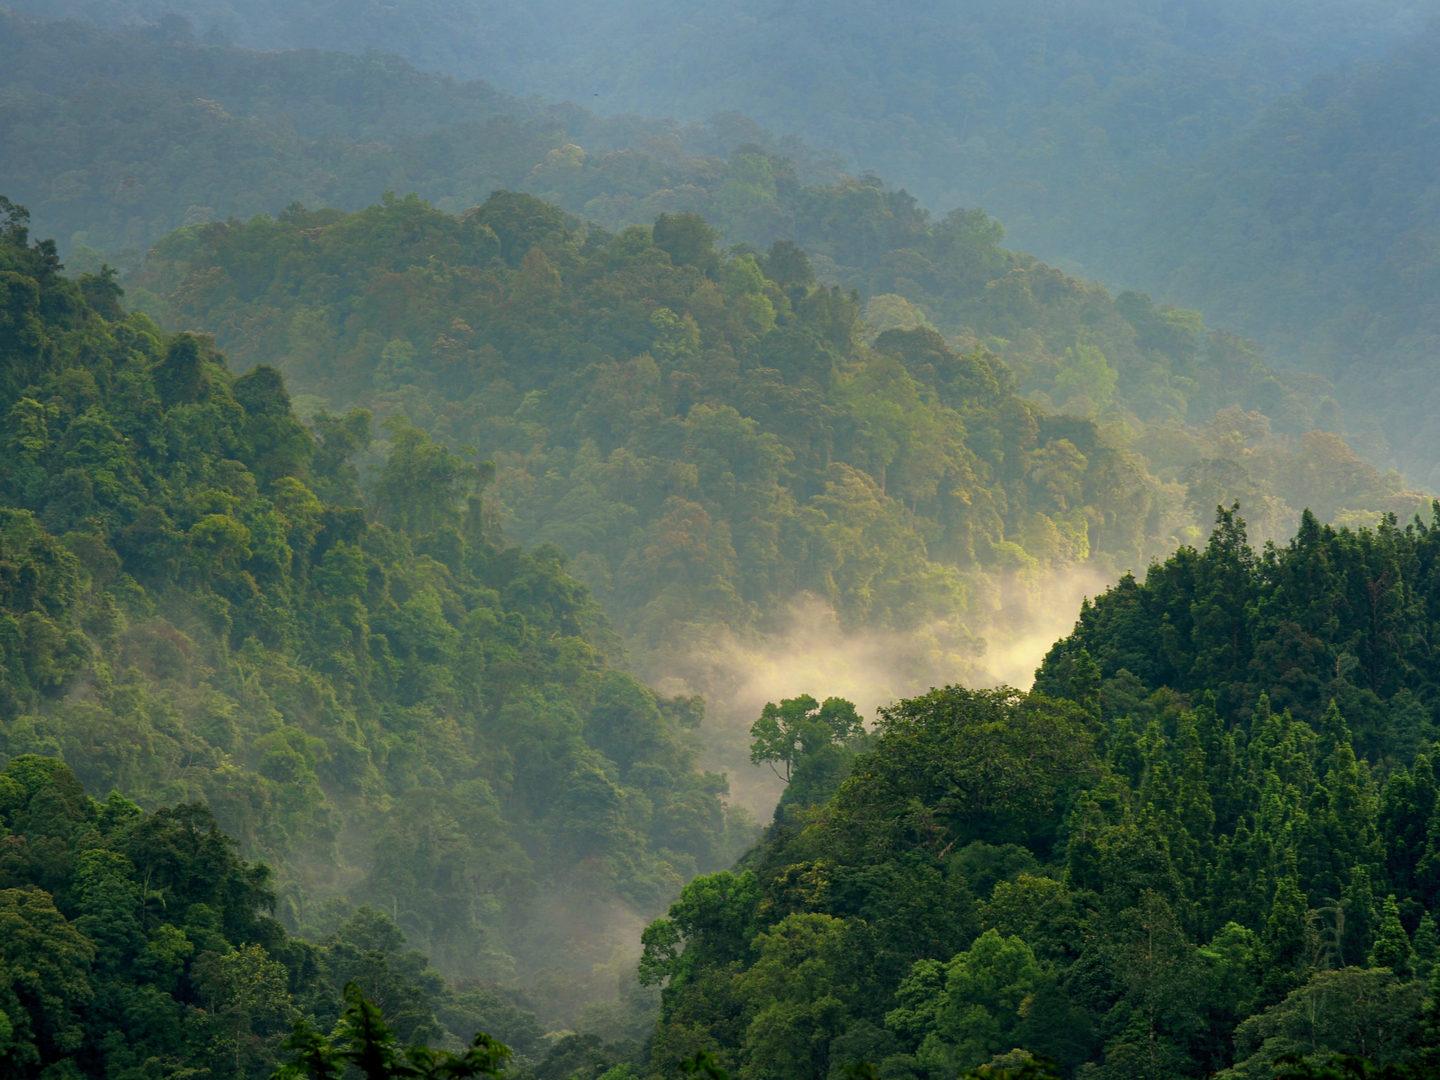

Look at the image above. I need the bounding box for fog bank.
[650,566,1116,818]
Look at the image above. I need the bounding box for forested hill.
[1104,23,1440,487]
[5,9,1425,530]
[9,6,1440,489]
[4,0,1427,274]
[130,193,1151,667]
[0,199,751,1024]
[632,506,1440,1078]
[0,754,564,1076]
[14,4,1440,1077]
[129,191,1426,670]
[0,8,826,262]
[1039,506,1440,757]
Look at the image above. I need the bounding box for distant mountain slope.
[129,191,1427,675]
[1110,24,1440,486]
[129,193,1161,651]
[0,9,574,256]
[7,0,1429,268]
[0,201,746,1021]
[5,10,1425,664]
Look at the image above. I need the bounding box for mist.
[11,0,1440,1070]
[649,565,1114,819]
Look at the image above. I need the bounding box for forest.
[1111,21,1440,488]
[0,200,751,1047]
[4,1,1440,1077]
[5,5,1437,481]
[2,0,1426,262]
[635,508,1440,1077]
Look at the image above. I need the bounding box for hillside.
[5,0,1429,274]
[9,6,1440,1074]
[0,200,750,1024]
[0,754,569,1077]
[1104,24,1440,487]
[0,9,853,265]
[22,0,1430,500]
[4,10,1426,539]
[0,8,601,259]
[633,506,1440,1077]
[129,191,1427,659]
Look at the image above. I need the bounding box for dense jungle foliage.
[128,193,1153,654]
[0,200,751,1027]
[7,4,1439,490]
[3,10,1423,546]
[8,4,1440,1077]
[632,507,1440,1078]
[0,753,651,1079]
[129,189,1425,665]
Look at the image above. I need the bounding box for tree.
[748,695,862,785]
[192,943,296,1074]
[274,983,511,1079]
[888,930,1045,1073]
[153,333,210,406]
[736,914,863,1080]
[1223,968,1424,1078]
[1368,895,1412,977]
[320,909,449,1047]
[373,418,484,535]
[653,213,720,274]
[0,886,95,1071]
[1095,891,1205,1080]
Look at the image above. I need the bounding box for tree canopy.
[0,206,749,1031]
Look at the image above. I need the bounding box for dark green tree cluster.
[0,752,657,1079]
[0,200,748,1021]
[632,509,1440,1077]
[0,753,505,1077]
[0,753,305,1077]
[1039,505,1440,760]
[273,983,514,1080]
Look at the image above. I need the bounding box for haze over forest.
[4,2,1440,1078]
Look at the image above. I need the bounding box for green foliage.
[2,9,1439,1075]
[1222,969,1424,1079]
[0,212,745,1027]
[274,983,512,1080]
[116,199,1081,652]
[130,190,1318,666]
[1,11,1418,658]
[748,695,862,784]
[748,696,867,827]
[0,754,298,1077]
[0,758,552,1079]
[888,930,1045,1073]
[41,0,1420,499]
[637,509,1440,1076]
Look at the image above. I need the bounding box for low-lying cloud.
[649,566,1116,817]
